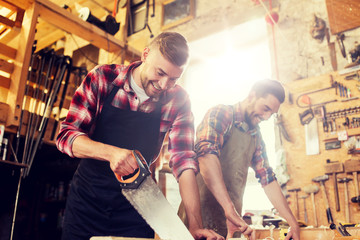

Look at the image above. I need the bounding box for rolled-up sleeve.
[195,105,233,158]
[251,133,276,186]
[167,94,198,180]
[56,65,105,157]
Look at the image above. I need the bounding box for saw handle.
[115,150,150,189]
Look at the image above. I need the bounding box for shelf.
[323,128,360,141]
[0,159,29,169]
[35,0,141,56]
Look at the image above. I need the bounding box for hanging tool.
[25,49,56,167]
[326,27,337,71]
[344,159,360,211]
[300,195,309,224]
[25,56,72,177]
[50,58,73,141]
[115,150,194,240]
[15,40,37,156]
[312,175,334,224]
[299,108,314,125]
[338,177,353,223]
[288,187,301,219]
[296,86,337,109]
[324,160,344,212]
[336,33,346,58]
[304,184,319,227]
[22,52,45,166]
[275,113,291,142]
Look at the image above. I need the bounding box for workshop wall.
[280,71,360,227]
[129,0,360,84]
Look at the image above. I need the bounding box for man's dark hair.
[251,79,285,103]
[149,32,189,67]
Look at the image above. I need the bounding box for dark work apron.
[61,85,160,240]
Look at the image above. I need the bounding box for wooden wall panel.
[281,70,360,227]
[326,0,360,34]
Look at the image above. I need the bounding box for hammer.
[288,187,301,219]
[313,175,334,224]
[338,177,353,223]
[300,195,309,224]
[324,159,344,212]
[344,159,360,210]
[304,184,319,227]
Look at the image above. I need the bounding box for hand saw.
[115,150,194,240]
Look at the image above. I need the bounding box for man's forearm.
[263,181,298,227]
[178,169,203,232]
[72,135,114,161]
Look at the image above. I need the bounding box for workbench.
[90,227,360,240]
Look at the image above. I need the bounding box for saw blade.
[122,176,194,240]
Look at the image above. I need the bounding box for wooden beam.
[0,42,16,59]
[0,58,14,74]
[15,8,25,28]
[6,1,38,127]
[36,28,65,51]
[0,0,19,11]
[0,75,11,88]
[0,15,15,28]
[0,26,21,44]
[1,0,32,10]
[36,0,141,56]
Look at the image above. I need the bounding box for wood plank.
[14,8,25,28]
[6,1,39,127]
[281,71,360,227]
[0,42,16,59]
[0,0,20,11]
[36,0,141,56]
[36,28,65,51]
[0,102,9,123]
[0,15,15,28]
[2,0,32,10]
[326,0,360,34]
[90,237,155,240]
[0,75,11,89]
[0,58,14,74]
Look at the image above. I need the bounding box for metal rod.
[15,41,37,156]
[10,169,24,240]
[26,57,71,177]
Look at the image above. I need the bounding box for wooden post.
[6,1,39,127]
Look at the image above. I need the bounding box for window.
[182,18,275,213]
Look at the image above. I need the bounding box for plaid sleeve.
[195,105,233,158]
[251,132,276,186]
[56,65,111,157]
[167,92,198,180]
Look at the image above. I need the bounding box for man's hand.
[284,226,300,240]
[109,148,138,176]
[72,135,138,177]
[225,209,255,240]
[191,228,224,240]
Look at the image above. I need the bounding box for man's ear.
[141,47,150,61]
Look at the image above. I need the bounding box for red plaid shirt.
[195,103,276,186]
[56,62,198,180]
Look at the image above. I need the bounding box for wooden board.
[326,0,360,34]
[281,70,360,226]
[90,237,155,240]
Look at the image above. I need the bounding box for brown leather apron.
[179,115,256,237]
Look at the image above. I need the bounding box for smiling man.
[180,79,300,240]
[56,32,222,240]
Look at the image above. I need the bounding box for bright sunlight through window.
[182,18,276,214]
